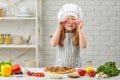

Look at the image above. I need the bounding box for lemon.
[85,67,94,74]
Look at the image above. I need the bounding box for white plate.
[48,73,63,79]
[49,76,63,79]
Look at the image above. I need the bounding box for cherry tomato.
[27,71,45,77]
[40,73,44,77]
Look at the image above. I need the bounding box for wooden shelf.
[0,44,36,48]
[0,0,40,67]
[0,17,37,20]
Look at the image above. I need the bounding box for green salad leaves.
[96,61,120,77]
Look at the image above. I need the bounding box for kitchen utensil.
[26,35,31,43]
[14,72,24,78]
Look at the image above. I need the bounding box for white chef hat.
[57,3,82,20]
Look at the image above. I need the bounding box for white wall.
[40,0,120,67]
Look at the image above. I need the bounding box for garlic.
[101,74,108,79]
[99,72,104,77]
[95,74,100,79]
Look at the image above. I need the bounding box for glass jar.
[0,8,3,17]
[86,61,92,67]
[13,35,23,45]
[0,34,4,44]
[5,34,11,44]
[0,8,6,17]
[85,61,93,76]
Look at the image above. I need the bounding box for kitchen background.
[0,0,120,68]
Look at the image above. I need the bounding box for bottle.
[5,34,11,44]
[0,34,4,44]
[0,8,3,17]
[0,8,6,17]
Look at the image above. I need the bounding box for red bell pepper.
[12,64,21,74]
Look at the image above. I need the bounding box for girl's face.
[64,16,77,31]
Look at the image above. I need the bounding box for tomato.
[40,73,44,77]
[78,69,86,76]
[32,73,35,76]
[27,71,31,76]
[88,70,96,77]
[12,64,21,74]
[36,73,39,77]
[26,71,45,77]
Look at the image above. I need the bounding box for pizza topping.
[44,66,76,74]
[63,66,72,70]
[46,66,72,72]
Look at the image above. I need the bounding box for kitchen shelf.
[0,0,40,67]
[0,17,36,20]
[0,44,36,48]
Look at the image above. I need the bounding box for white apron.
[55,32,81,67]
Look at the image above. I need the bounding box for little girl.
[50,3,87,67]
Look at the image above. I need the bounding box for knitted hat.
[57,3,82,20]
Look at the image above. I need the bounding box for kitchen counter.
[0,67,120,80]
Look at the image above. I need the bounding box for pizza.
[44,66,76,74]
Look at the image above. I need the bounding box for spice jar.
[0,8,3,17]
[0,34,4,44]
[0,8,6,17]
[5,34,11,44]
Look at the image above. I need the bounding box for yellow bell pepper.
[1,64,12,77]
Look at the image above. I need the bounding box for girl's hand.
[58,19,67,30]
[59,18,68,25]
[76,19,83,30]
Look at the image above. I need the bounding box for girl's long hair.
[58,25,79,47]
